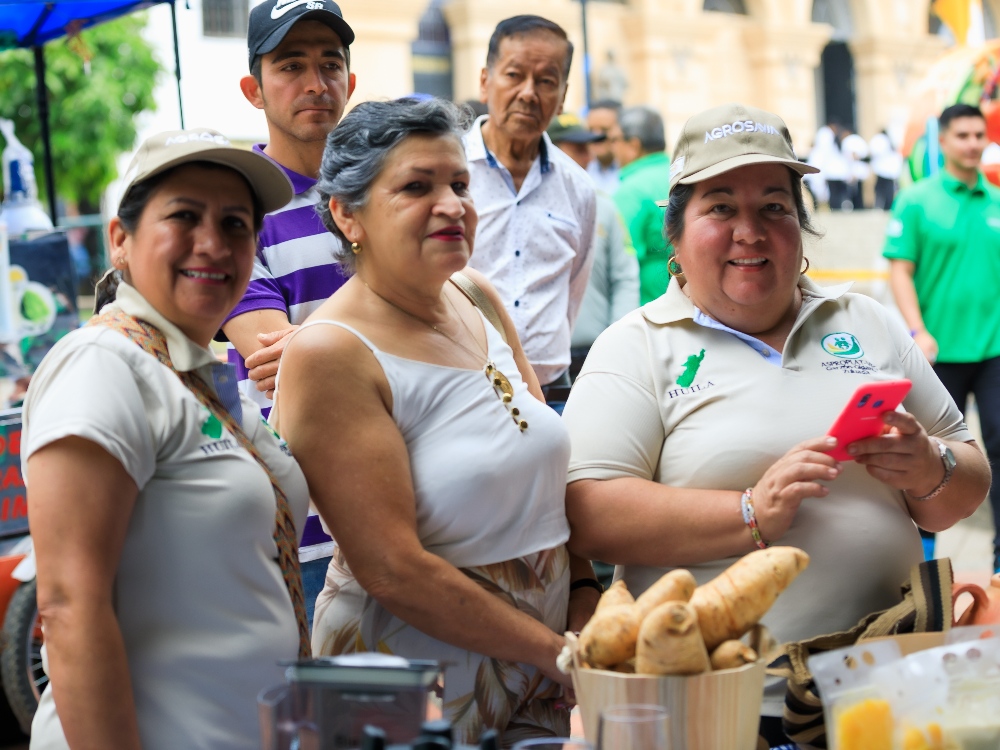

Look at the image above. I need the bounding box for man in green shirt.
[613,106,672,304]
[884,103,1000,572]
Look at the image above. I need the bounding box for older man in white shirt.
[465,15,597,400]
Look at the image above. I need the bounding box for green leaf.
[0,14,161,208]
[21,289,50,322]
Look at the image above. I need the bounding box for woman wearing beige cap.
[562,103,990,744]
[22,129,307,750]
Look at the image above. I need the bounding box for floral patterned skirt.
[312,545,571,747]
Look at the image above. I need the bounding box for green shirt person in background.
[613,106,672,304]
[884,102,1000,573]
[545,113,640,374]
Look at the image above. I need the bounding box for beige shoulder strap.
[450,271,508,344]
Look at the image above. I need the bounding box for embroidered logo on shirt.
[260,417,293,457]
[821,333,864,359]
[676,349,706,387]
[201,411,223,439]
[197,408,238,455]
[821,359,879,375]
[666,382,716,399]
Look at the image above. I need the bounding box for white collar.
[465,114,553,173]
[641,275,852,326]
[111,283,220,373]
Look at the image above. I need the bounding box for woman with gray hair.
[271,98,598,745]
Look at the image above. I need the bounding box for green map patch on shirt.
[201,411,223,440]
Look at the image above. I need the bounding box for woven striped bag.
[766,558,954,749]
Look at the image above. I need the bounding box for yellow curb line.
[808,269,889,281]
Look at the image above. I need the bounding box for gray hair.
[620,106,666,154]
[316,97,473,274]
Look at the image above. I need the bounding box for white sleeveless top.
[276,310,572,568]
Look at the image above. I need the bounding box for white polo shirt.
[23,283,309,750]
[564,277,970,714]
[465,115,597,385]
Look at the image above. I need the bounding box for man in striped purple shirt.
[221,0,356,624]
[222,0,356,419]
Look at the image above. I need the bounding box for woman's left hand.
[847,411,944,496]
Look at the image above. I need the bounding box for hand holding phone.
[825,379,913,461]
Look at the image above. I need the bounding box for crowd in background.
[803,120,904,212]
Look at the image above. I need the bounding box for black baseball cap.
[547,114,606,144]
[247,0,355,69]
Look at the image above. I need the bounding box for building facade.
[135,0,991,163]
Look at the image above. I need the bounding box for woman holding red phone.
[561,104,991,746]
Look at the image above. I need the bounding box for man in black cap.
[242,0,354,178]
[223,0,357,629]
[224,0,355,413]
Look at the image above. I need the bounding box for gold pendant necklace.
[361,279,528,431]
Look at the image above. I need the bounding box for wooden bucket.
[566,633,766,750]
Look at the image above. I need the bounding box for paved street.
[809,209,996,587]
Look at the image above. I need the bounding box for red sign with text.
[0,413,26,538]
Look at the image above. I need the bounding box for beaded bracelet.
[740,488,770,550]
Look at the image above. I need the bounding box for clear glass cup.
[510,739,594,750]
[597,704,671,750]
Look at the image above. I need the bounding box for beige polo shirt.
[24,284,309,749]
[564,277,970,714]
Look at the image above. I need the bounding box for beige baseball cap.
[656,103,818,206]
[119,128,293,214]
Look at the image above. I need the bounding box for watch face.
[943,444,957,471]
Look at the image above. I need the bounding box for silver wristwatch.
[907,437,957,501]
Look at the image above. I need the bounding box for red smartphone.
[825,379,913,461]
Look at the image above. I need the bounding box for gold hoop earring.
[351,242,362,255]
[801,257,810,275]
[667,255,684,278]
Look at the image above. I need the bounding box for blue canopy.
[0,1,170,48]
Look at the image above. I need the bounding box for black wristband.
[569,578,603,594]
